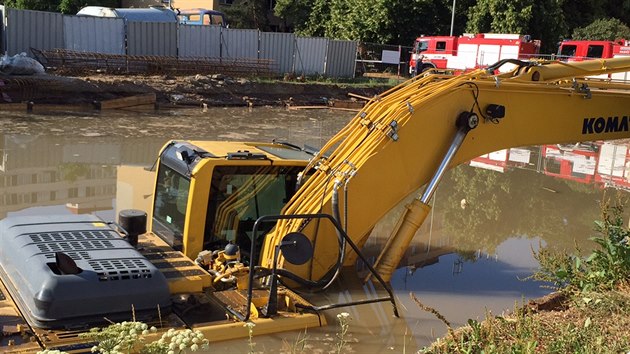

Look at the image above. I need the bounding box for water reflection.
[0,107,627,351]
[0,107,349,220]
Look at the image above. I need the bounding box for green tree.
[466,0,533,34]
[281,0,455,45]
[466,0,567,53]
[4,0,118,14]
[571,18,630,41]
[600,0,630,28]
[223,0,270,30]
[546,0,630,38]
[382,0,452,45]
[297,0,330,37]
[561,0,606,32]
[4,0,58,12]
[529,0,567,53]
[273,0,313,32]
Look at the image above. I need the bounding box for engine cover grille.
[0,214,170,329]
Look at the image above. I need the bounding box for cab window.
[153,165,190,249]
[586,45,604,58]
[204,165,303,263]
[415,40,429,53]
[559,45,576,57]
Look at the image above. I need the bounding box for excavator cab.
[150,140,311,263]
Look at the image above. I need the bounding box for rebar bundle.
[31,48,277,77]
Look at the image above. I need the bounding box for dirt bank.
[0,73,393,108]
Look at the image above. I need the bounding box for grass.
[418,197,630,354]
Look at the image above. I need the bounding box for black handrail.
[245,213,399,321]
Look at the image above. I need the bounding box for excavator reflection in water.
[1,57,630,352]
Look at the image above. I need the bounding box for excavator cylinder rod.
[421,112,478,204]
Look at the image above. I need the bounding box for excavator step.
[138,239,212,294]
[213,289,269,318]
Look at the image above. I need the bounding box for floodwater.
[0,107,625,353]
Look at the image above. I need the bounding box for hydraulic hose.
[322,179,346,290]
[254,181,347,292]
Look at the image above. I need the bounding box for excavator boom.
[262,57,630,282]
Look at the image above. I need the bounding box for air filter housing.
[0,214,170,329]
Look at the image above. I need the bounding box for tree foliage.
[4,0,58,12]
[223,0,270,30]
[466,0,533,34]
[571,18,630,41]
[273,0,312,32]
[274,0,629,52]
[4,0,117,14]
[466,0,567,52]
[277,0,458,45]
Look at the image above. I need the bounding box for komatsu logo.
[582,116,629,134]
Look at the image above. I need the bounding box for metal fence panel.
[221,28,258,59]
[259,32,295,74]
[178,25,221,58]
[63,16,125,55]
[326,40,358,78]
[295,37,328,75]
[6,8,64,56]
[0,6,5,54]
[127,21,177,56]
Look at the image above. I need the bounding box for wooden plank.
[330,99,364,109]
[118,104,157,112]
[30,103,95,113]
[98,93,156,110]
[288,105,360,112]
[287,105,326,110]
[0,102,30,112]
[347,92,372,101]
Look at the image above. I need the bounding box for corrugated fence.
[5,8,64,56]
[127,22,177,56]
[63,16,125,55]
[0,7,359,77]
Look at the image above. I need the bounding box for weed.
[284,328,308,354]
[68,321,209,354]
[244,321,256,354]
[533,197,630,293]
[79,321,155,354]
[334,312,352,354]
[418,198,630,353]
[140,328,209,354]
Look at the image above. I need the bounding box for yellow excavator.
[1,57,630,352]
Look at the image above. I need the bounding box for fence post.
[398,45,401,78]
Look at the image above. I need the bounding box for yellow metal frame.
[263,58,630,282]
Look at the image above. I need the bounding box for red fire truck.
[409,33,541,76]
[557,39,630,60]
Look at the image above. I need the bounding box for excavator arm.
[262,57,630,283]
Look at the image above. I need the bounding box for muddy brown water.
[0,107,622,353]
